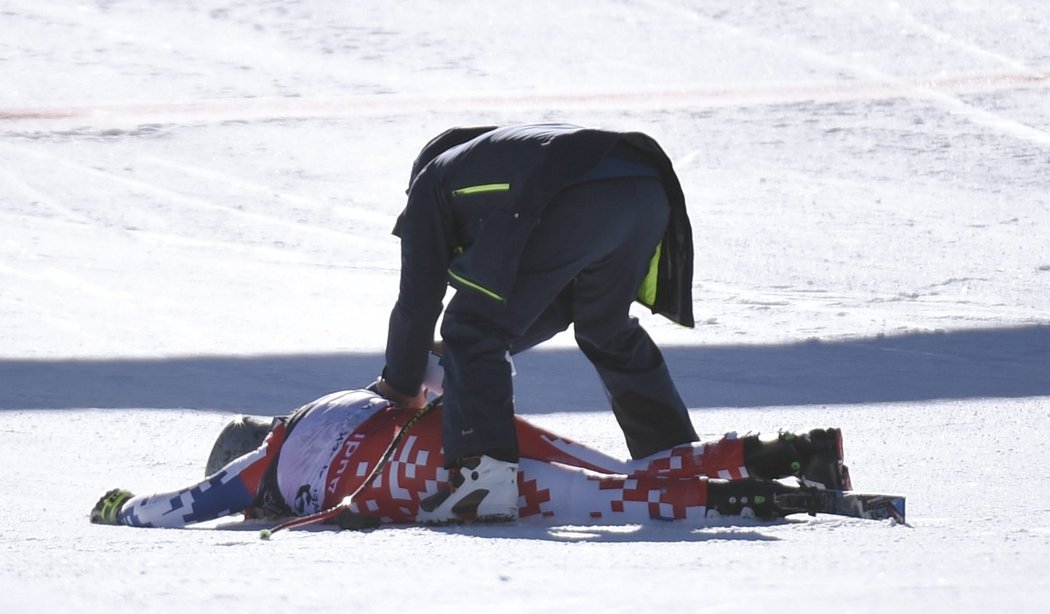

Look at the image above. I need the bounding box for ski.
[775,488,907,523]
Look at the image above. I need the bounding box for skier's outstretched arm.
[90,428,281,528]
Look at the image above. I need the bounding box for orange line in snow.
[1,72,1047,123]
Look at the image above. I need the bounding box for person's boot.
[417,455,519,524]
[743,428,851,490]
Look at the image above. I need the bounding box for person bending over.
[375,124,702,523]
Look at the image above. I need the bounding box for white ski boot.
[417,455,519,524]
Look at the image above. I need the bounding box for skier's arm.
[90,431,280,528]
[113,471,257,528]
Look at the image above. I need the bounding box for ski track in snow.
[2,1,1050,613]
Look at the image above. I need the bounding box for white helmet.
[204,414,282,476]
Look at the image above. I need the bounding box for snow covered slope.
[2,1,1049,612]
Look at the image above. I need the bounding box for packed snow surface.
[2,1,1049,612]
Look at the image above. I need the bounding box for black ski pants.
[439,176,698,462]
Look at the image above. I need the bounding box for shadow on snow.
[1,325,1048,413]
[206,517,785,543]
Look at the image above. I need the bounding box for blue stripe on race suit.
[119,470,255,528]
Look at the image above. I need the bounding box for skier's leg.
[626,436,749,479]
[517,459,808,523]
[514,415,633,474]
[514,415,749,479]
[516,458,711,523]
[626,429,849,488]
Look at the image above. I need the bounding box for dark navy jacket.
[384,124,694,395]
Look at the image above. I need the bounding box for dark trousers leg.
[566,186,698,458]
[439,307,518,463]
[440,177,696,463]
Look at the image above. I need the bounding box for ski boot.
[742,428,852,490]
[417,455,519,524]
[705,478,786,520]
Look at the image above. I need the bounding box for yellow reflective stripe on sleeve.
[448,270,506,301]
[451,183,511,196]
[636,241,662,306]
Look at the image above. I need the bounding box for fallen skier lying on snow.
[90,384,907,532]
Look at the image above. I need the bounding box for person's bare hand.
[374,378,427,410]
